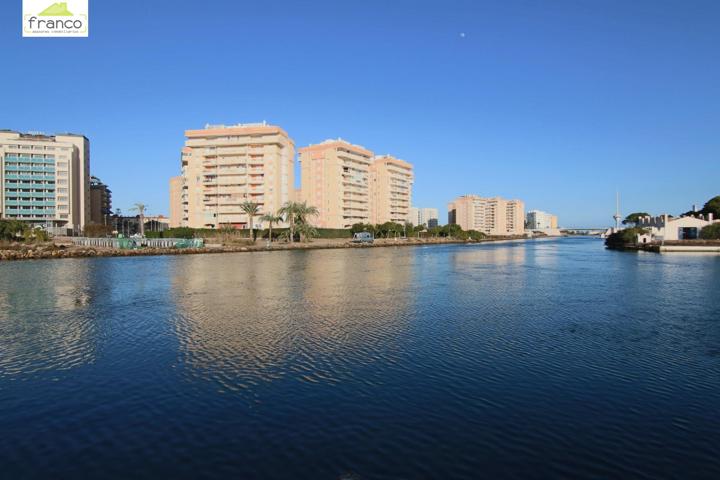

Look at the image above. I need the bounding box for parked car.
[351,232,374,244]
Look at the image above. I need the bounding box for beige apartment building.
[299,139,374,229]
[0,130,90,233]
[176,123,295,229]
[169,175,183,227]
[369,155,414,225]
[448,195,525,235]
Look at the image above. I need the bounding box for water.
[1,238,719,479]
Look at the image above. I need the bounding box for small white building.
[637,213,717,241]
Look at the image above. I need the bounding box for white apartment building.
[407,207,439,227]
[526,210,558,230]
[0,130,90,233]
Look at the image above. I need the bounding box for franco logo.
[23,1,89,37]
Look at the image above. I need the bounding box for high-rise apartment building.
[89,175,112,225]
[407,207,439,227]
[0,130,90,233]
[177,123,295,229]
[526,210,558,230]
[169,175,183,228]
[369,155,414,225]
[448,195,525,235]
[299,139,374,229]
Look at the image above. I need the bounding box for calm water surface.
[1,238,719,479]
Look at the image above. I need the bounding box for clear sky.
[2,0,719,227]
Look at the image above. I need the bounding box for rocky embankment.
[0,236,531,262]
[0,243,209,261]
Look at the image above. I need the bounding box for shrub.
[0,220,27,241]
[700,223,720,240]
[605,227,649,247]
[163,227,195,239]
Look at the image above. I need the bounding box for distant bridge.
[560,228,608,236]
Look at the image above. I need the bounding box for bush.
[163,227,195,239]
[316,228,353,239]
[700,223,720,240]
[605,227,649,247]
[0,220,26,241]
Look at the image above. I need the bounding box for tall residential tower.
[299,139,374,229]
[0,130,90,233]
[177,123,295,229]
[369,155,414,225]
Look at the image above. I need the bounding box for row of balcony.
[4,200,57,207]
[4,165,57,173]
[4,208,56,215]
[4,182,56,190]
[3,191,56,197]
[4,174,55,181]
[185,136,285,148]
[4,156,55,164]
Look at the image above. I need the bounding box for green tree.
[622,212,651,226]
[294,202,319,242]
[296,222,319,242]
[605,227,649,247]
[701,196,720,218]
[259,213,283,244]
[278,201,299,243]
[700,223,720,240]
[0,220,27,241]
[240,201,260,242]
[279,201,319,243]
[351,223,370,234]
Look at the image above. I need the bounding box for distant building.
[369,155,414,225]
[407,207,439,227]
[143,215,170,233]
[427,218,439,229]
[448,195,525,235]
[526,210,558,230]
[110,214,171,236]
[637,213,717,241]
[0,130,90,233]
[89,176,112,225]
[169,176,183,228]
[176,123,295,229]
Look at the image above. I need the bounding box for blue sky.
[2,0,719,227]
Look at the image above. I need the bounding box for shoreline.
[606,240,720,254]
[0,235,551,262]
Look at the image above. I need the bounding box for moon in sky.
[460,32,466,38]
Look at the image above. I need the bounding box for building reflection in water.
[0,259,96,377]
[170,248,415,392]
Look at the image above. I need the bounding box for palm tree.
[240,201,260,242]
[131,203,147,237]
[259,213,283,244]
[294,202,319,243]
[278,201,300,243]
